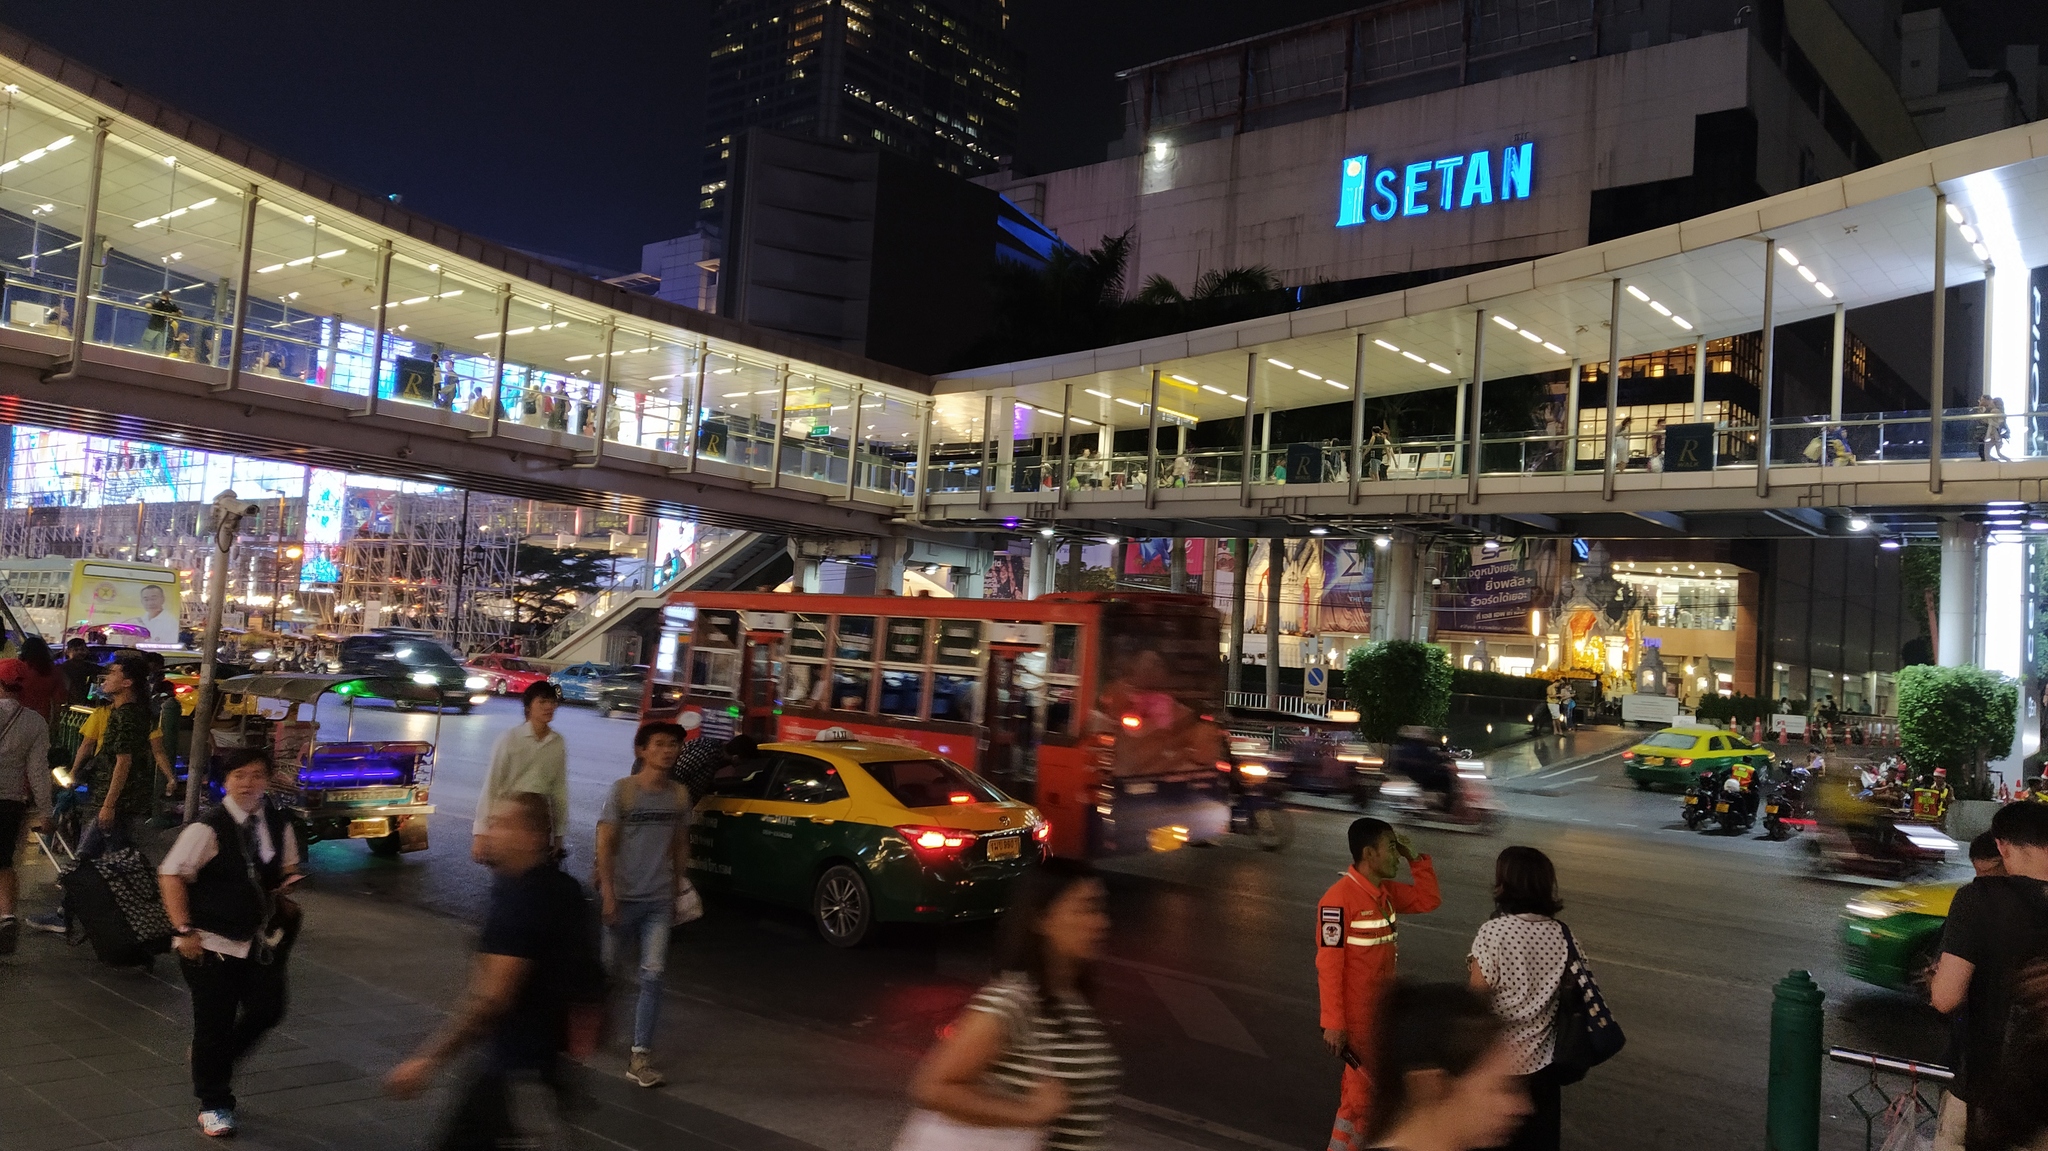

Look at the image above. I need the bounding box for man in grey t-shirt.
[594,722,690,1088]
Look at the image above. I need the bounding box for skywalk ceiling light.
[1429,362,1452,374]
[1959,224,1980,244]
[133,196,219,229]
[1373,339,1400,352]
[1267,358,1294,370]
[1848,517,1869,531]
[1297,369,1322,380]
[1309,526,1329,536]
[1375,535,1392,548]
[1973,243,1991,261]
[1542,342,1566,354]
[1879,539,1902,551]
[1626,284,1703,331]
[1085,388,1110,399]
[1777,247,1799,265]
[1946,202,1965,224]
[1200,384,1227,395]
[0,134,74,178]
[1228,393,1248,403]
[1336,142,1533,226]
[1626,285,1650,302]
[1493,316,1518,330]
[1401,351,1426,363]
[1518,329,1542,343]
[1168,374,1199,387]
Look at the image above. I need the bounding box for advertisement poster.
[71,562,184,642]
[1317,542,1374,633]
[1436,558,1539,634]
[1245,539,1326,634]
[1122,538,1207,577]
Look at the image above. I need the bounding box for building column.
[1228,538,1248,697]
[1937,519,1981,666]
[1265,537,1284,703]
[954,548,988,599]
[1064,537,1084,592]
[874,535,907,596]
[1169,537,1187,593]
[1027,535,1051,599]
[1373,534,1416,642]
[995,395,1016,495]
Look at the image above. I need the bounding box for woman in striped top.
[906,859,1122,1150]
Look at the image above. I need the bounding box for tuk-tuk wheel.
[367,830,403,856]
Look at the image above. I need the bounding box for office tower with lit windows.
[699,0,1022,221]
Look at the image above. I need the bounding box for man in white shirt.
[157,747,302,1138]
[125,583,178,643]
[473,680,567,864]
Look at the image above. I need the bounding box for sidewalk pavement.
[1,865,1250,1151]
[1486,728,1639,788]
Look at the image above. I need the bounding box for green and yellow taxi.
[1621,725,1774,789]
[687,735,1048,947]
[1839,881,1959,992]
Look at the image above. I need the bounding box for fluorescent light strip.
[1518,329,1542,343]
[1114,397,1145,409]
[1492,315,1518,330]
[1945,202,1965,224]
[1228,393,1248,402]
[0,134,73,176]
[1072,417,1094,426]
[1626,285,1650,302]
[1084,388,1110,399]
[1327,379,1350,390]
[1542,342,1566,354]
[1373,339,1400,352]
[1649,301,1671,317]
[1266,358,1294,370]
[132,196,220,229]
[1797,266,1817,284]
[1777,247,1799,265]
[1673,316,1692,330]
[1297,369,1322,380]
[1959,224,1979,244]
[1200,384,1227,395]
[1401,351,1426,363]
[1428,363,1452,374]
[1167,374,1200,387]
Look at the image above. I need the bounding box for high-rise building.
[699,0,1023,222]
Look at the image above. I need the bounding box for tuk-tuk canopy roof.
[216,673,441,704]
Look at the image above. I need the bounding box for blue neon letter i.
[1337,155,1369,226]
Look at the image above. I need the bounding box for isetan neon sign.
[1336,142,1534,226]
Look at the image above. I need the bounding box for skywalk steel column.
[1145,369,1162,510]
[575,321,616,467]
[844,383,864,501]
[1693,338,1708,423]
[1564,359,1581,475]
[1937,518,1980,666]
[353,240,394,418]
[978,394,994,512]
[479,286,513,439]
[1348,333,1367,504]
[1758,238,1779,497]
[913,401,934,518]
[677,341,709,473]
[51,119,109,382]
[765,363,790,488]
[1981,264,1996,452]
[1058,384,1073,511]
[1228,538,1248,696]
[1265,537,1283,704]
[1602,279,1621,500]
[217,184,260,394]
[1239,354,1257,507]
[1828,304,1846,424]
[1931,195,1948,495]
[1467,309,1488,503]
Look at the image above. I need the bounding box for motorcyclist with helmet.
[1386,726,1455,812]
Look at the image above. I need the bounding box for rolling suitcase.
[59,845,174,966]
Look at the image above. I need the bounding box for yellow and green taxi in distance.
[1839,880,1960,992]
[1621,725,1775,789]
[687,736,1047,947]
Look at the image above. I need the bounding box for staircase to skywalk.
[538,532,791,664]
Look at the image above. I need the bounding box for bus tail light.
[1120,713,1142,731]
[898,825,977,860]
[1215,760,1232,772]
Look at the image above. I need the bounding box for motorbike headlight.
[465,675,489,691]
[411,671,437,686]
[1843,898,1895,920]
[1240,763,1270,779]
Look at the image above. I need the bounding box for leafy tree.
[1897,663,2017,799]
[1346,640,1452,743]
[508,544,613,631]
[1190,265,1281,298]
[1900,542,1940,648]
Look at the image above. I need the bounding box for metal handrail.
[1828,1047,1949,1151]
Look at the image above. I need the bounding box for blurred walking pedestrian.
[0,636,68,727]
[1467,847,1573,1151]
[1930,802,2048,1151]
[387,793,602,1151]
[474,681,567,865]
[0,669,53,954]
[1363,982,1532,1151]
[59,637,96,704]
[901,858,1120,1150]
[157,748,303,1138]
[595,722,692,1088]
[1318,818,1441,1151]
[80,656,157,859]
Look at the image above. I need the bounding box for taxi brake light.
[1032,821,1051,842]
[898,825,977,858]
[1215,760,1232,772]
[1120,713,1142,730]
[1621,750,1634,760]
[1676,757,1693,766]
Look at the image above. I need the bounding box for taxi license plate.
[987,836,1020,861]
[1642,757,1663,766]
[1715,802,1730,813]
[1766,804,1779,814]
[348,817,392,839]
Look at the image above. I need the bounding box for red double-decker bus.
[638,590,1229,858]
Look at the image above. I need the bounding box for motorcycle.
[1681,768,1719,830]
[1762,768,1814,840]
[1224,757,1296,851]
[1712,772,1756,834]
[1379,747,1500,832]
[1809,813,1957,881]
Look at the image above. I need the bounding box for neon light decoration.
[1337,142,1534,227]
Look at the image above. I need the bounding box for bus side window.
[1050,625,1080,676]
[931,673,980,723]
[1045,684,1077,736]
[690,647,740,695]
[785,661,827,710]
[879,669,925,719]
[831,666,874,712]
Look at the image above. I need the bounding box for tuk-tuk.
[213,673,439,855]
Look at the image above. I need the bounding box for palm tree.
[1134,273,1186,306]
[1191,265,1281,298]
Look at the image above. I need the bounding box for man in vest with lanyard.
[1316,817,1441,1151]
[158,748,302,1139]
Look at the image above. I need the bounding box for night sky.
[0,1,2038,274]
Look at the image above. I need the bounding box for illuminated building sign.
[1337,142,1534,227]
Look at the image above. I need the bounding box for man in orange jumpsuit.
[1316,817,1441,1151]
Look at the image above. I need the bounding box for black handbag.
[1550,922,1624,1085]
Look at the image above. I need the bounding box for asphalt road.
[298,701,1953,1151]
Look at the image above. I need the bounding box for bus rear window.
[863,758,1003,808]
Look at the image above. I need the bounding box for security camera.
[213,489,263,519]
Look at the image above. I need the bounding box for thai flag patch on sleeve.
[1320,905,1344,947]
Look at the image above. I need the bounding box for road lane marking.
[1142,972,1268,1057]
[1114,1094,1305,1151]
